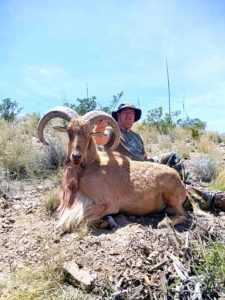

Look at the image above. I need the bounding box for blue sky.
[0,0,225,132]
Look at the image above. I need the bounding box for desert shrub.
[136,123,156,153]
[190,127,202,139]
[141,107,180,135]
[0,121,33,179]
[157,134,173,152]
[197,136,219,156]
[168,127,190,142]
[205,131,222,144]
[0,118,68,180]
[178,117,206,140]
[26,136,67,179]
[176,141,192,159]
[168,127,192,159]
[192,241,225,296]
[0,98,23,122]
[21,113,40,136]
[211,170,225,191]
[136,123,160,143]
[193,154,217,182]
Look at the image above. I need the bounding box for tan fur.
[58,119,187,231]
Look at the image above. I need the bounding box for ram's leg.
[158,187,187,229]
[157,205,186,228]
[58,192,118,231]
[84,200,119,229]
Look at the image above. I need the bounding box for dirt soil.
[0,154,225,299]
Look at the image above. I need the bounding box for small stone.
[8,218,15,224]
[136,258,143,268]
[36,186,44,191]
[0,210,6,218]
[13,204,22,210]
[0,273,9,294]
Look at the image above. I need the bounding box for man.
[94,102,148,161]
[94,102,225,212]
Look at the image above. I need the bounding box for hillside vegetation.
[0,113,225,299]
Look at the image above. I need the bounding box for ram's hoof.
[99,216,117,229]
[107,216,117,229]
[157,218,170,229]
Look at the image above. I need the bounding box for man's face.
[117,108,135,130]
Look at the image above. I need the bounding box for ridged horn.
[37,106,79,145]
[82,111,120,151]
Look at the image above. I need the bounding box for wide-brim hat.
[112,102,142,122]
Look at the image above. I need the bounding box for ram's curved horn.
[37,106,79,145]
[82,111,120,151]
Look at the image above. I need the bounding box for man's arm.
[93,120,110,145]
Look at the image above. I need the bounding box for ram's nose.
[71,153,82,165]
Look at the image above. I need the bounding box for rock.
[13,195,21,200]
[0,210,6,218]
[36,185,44,191]
[63,261,96,290]
[7,218,15,224]
[13,204,22,210]
[0,273,9,294]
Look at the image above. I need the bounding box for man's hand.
[94,120,108,133]
[93,120,109,146]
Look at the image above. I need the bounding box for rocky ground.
[0,151,225,299]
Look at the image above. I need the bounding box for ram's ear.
[53,126,68,133]
[91,132,107,137]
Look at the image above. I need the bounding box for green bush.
[192,241,225,296]
[190,127,201,139]
[0,98,23,122]
[142,107,180,135]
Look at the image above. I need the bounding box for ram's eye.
[67,129,74,140]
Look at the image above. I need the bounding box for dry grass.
[196,136,219,156]
[175,141,192,159]
[0,121,33,179]
[205,131,221,144]
[169,127,191,142]
[1,264,98,300]
[1,229,95,300]
[0,117,68,180]
[21,113,40,136]
[211,170,225,191]
[43,191,60,216]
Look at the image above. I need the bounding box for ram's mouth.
[70,154,83,165]
[72,158,82,165]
